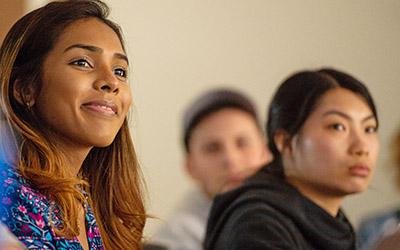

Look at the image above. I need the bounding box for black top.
[204,162,356,250]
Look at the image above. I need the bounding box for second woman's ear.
[13,79,36,107]
[274,129,290,153]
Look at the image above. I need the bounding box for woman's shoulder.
[205,195,300,250]
[0,167,56,242]
[0,167,49,206]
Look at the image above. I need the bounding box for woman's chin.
[90,136,117,148]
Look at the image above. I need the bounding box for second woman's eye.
[69,58,92,68]
[330,123,346,131]
[365,126,378,134]
[114,68,127,79]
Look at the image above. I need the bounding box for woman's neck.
[53,135,92,177]
[63,148,90,177]
[286,177,344,217]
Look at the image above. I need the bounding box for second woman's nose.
[349,131,369,157]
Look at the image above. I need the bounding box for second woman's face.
[35,18,131,150]
[285,87,379,198]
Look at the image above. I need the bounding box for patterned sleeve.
[0,169,56,249]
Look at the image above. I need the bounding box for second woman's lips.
[82,100,117,115]
[349,165,370,177]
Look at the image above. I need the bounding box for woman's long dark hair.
[0,1,145,249]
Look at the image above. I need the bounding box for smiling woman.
[204,68,380,250]
[0,1,145,249]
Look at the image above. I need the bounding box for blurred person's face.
[31,18,131,154]
[280,88,379,211]
[186,108,271,198]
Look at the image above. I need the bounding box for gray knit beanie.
[183,88,259,152]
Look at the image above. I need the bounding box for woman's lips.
[82,100,117,116]
[349,165,370,177]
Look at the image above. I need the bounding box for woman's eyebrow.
[64,43,101,53]
[63,43,129,64]
[114,53,129,65]
[323,110,375,123]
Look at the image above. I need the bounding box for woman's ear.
[274,129,290,153]
[13,79,36,108]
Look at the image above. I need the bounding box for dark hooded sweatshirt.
[204,162,356,250]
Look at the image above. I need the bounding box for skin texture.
[19,18,131,250]
[278,88,379,216]
[33,18,131,176]
[186,108,271,198]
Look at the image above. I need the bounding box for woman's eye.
[114,68,127,78]
[330,123,346,131]
[70,59,91,68]
[365,126,378,133]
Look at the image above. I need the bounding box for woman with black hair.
[204,68,380,250]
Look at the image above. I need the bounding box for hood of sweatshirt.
[205,162,355,250]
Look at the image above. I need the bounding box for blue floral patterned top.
[0,167,104,249]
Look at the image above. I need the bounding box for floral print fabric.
[0,167,104,249]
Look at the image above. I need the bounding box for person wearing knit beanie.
[149,88,271,250]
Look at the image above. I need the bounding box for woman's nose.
[349,131,369,157]
[94,70,119,94]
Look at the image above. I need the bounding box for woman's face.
[284,87,379,199]
[35,18,131,151]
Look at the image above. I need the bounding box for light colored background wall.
[5,0,400,237]
[109,0,400,236]
[0,0,24,42]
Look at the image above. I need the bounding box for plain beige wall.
[19,0,400,237]
[107,0,400,236]
[0,0,24,42]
